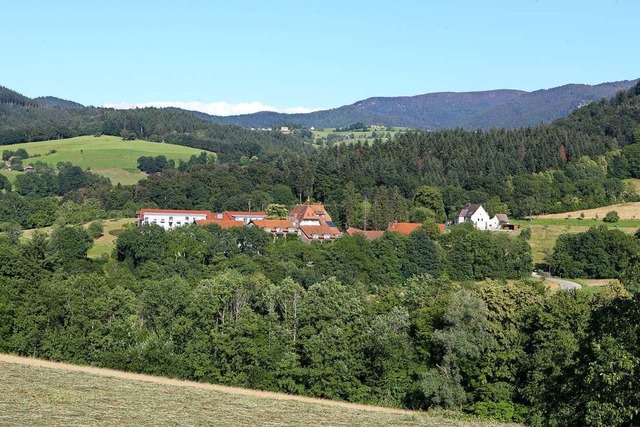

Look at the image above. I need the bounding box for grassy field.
[87,218,135,258]
[0,356,519,427]
[2,135,214,185]
[312,127,410,146]
[21,218,135,259]
[533,202,640,221]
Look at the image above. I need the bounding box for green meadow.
[2,135,214,185]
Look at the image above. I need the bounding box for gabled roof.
[196,219,244,229]
[387,222,423,235]
[458,204,483,219]
[495,213,510,223]
[288,204,333,226]
[138,209,213,219]
[346,227,385,240]
[299,225,342,239]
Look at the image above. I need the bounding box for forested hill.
[0,85,38,107]
[197,79,638,130]
[35,96,85,109]
[0,87,311,162]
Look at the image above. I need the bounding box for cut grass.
[87,218,135,258]
[0,356,520,427]
[21,218,134,259]
[533,202,640,221]
[3,135,214,185]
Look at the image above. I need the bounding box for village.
[136,202,516,243]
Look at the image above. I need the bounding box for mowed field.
[0,135,213,185]
[20,218,135,259]
[0,355,520,427]
[312,127,410,145]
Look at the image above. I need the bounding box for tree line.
[0,220,639,425]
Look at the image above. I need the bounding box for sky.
[2,0,639,115]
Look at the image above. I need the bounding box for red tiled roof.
[386,222,446,234]
[346,227,385,240]
[387,222,423,234]
[299,225,342,239]
[196,219,244,229]
[288,204,333,225]
[138,209,213,219]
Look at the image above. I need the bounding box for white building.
[137,209,213,230]
[456,204,510,231]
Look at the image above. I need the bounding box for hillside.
[198,79,638,129]
[0,355,518,427]
[35,96,85,109]
[3,135,214,185]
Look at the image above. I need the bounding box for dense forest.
[0,220,639,426]
[1,83,640,425]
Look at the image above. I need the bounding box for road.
[532,272,582,290]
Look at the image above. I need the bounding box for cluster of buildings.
[136,203,513,243]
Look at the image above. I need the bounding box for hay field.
[0,355,519,427]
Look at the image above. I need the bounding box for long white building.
[136,209,213,230]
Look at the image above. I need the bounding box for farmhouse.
[137,209,213,230]
[455,204,512,230]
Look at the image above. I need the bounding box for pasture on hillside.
[0,356,520,427]
[2,135,214,185]
[312,127,410,146]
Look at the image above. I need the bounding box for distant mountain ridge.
[193,79,639,130]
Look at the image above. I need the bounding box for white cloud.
[102,101,322,116]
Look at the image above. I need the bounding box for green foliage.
[265,203,289,219]
[603,210,620,223]
[548,226,639,278]
[47,225,93,264]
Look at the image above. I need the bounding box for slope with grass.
[0,355,520,427]
[4,135,214,185]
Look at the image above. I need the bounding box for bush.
[87,220,104,239]
[603,211,620,223]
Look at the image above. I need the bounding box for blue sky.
[2,0,639,115]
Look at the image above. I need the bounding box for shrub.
[603,211,620,223]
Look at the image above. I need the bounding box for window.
[185,217,189,221]
[312,234,319,240]
[160,219,165,223]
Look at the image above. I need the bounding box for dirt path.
[0,354,414,416]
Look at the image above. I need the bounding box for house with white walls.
[456,204,511,231]
[137,209,213,230]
